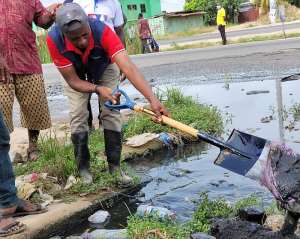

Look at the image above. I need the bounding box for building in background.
[120,0,184,21]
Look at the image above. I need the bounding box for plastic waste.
[88,210,111,229]
[136,205,176,220]
[125,133,159,147]
[82,229,127,239]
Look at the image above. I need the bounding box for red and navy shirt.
[46,24,125,69]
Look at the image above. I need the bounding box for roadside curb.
[6,184,145,239]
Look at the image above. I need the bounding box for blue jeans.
[0,110,18,209]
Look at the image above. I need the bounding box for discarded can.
[136,205,176,220]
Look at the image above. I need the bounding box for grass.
[290,102,300,121]
[37,33,52,64]
[156,26,217,41]
[123,88,224,139]
[127,193,264,239]
[13,89,223,198]
[164,31,300,52]
[14,130,139,197]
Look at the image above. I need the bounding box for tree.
[184,0,241,25]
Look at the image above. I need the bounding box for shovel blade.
[214,130,267,176]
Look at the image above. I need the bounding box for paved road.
[157,21,300,46]
[36,37,300,122]
[44,37,300,87]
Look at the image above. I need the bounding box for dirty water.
[49,78,300,238]
[11,77,300,236]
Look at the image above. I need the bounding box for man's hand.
[47,3,62,21]
[149,97,170,122]
[96,86,120,104]
[0,57,10,84]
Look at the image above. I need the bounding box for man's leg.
[64,82,92,184]
[0,110,18,211]
[87,94,95,132]
[99,64,133,187]
[220,25,227,45]
[14,74,51,161]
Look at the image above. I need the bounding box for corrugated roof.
[163,10,206,18]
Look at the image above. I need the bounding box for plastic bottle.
[136,205,176,220]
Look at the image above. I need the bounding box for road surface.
[157,21,300,46]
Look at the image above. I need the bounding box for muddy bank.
[211,218,286,239]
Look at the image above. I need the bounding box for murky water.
[13,75,300,234]
[62,78,300,235]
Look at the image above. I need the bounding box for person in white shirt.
[63,0,127,131]
[64,0,126,45]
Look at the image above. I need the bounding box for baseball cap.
[56,3,89,33]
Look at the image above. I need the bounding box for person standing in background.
[137,13,152,53]
[217,5,227,45]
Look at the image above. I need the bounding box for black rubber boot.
[280,210,300,236]
[71,132,93,184]
[104,129,133,187]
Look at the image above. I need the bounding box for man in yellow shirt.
[217,5,227,45]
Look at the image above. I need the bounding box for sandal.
[0,200,47,218]
[27,147,39,162]
[0,218,26,237]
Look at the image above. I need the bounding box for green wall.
[148,14,205,36]
[120,0,161,21]
[164,15,205,34]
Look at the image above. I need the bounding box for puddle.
[61,79,300,237]
[116,80,300,224]
[12,77,300,236]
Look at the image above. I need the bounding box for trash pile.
[16,173,62,207]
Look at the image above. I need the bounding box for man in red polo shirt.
[47,3,169,186]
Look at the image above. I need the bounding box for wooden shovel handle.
[133,105,199,138]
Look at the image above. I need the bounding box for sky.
[41,0,185,12]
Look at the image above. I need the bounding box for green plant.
[37,32,52,64]
[290,102,300,121]
[232,194,261,213]
[127,194,267,238]
[187,193,233,233]
[184,0,241,24]
[127,215,187,239]
[123,88,224,138]
[14,130,139,196]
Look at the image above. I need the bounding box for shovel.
[105,88,270,177]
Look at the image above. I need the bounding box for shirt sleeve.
[34,0,51,27]
[46,36,73,68]
[113,0,124,28]
[101,25,125,61]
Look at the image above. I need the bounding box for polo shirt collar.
[64,31,95,63]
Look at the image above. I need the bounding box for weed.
[187,193,233,233]
[164,32,300,52]
[156,26,217,41]
[232,194,261,213]
[290,102,300,121]
[14,130,139,196]
[265,201,285,216]
[37,33,52,64]
[123,88,224,138]
[127,215,187,239]
[127,193,264,238]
